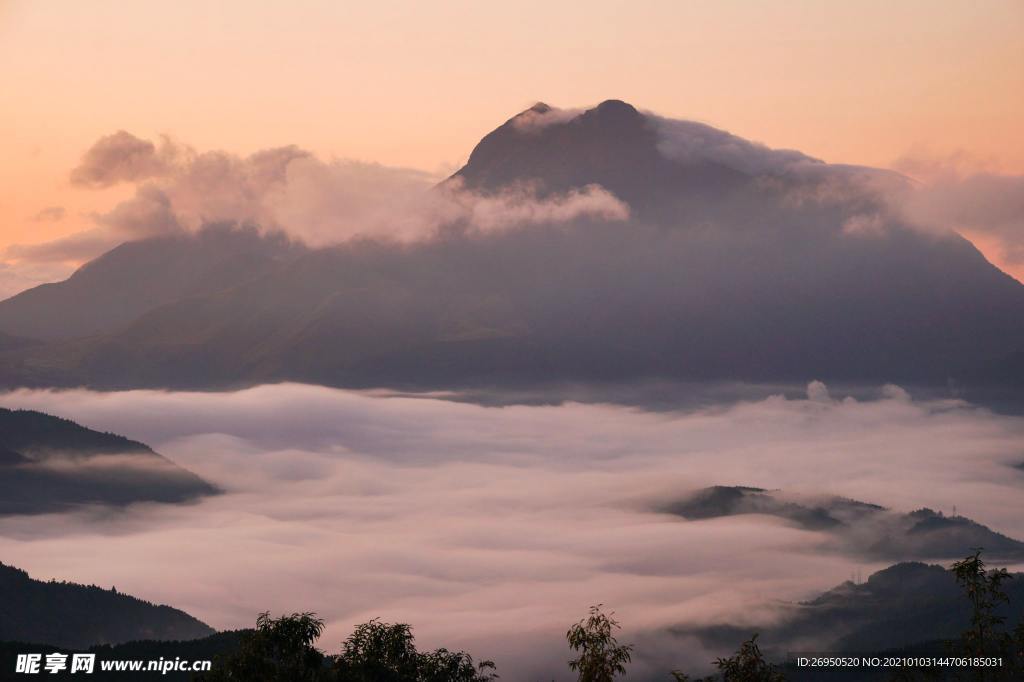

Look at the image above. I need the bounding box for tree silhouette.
[896,550,1023,682]
[198,614,495,681]
[334,619,497,682]
[710,634,785,682]
[951,550,1011,660]
[567,605,633,682]
[671,634,784,682]
[948,550,1020,682]
[199,611,328,681]
[334,620,420,681]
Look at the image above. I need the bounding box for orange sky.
[1,0,1022,275]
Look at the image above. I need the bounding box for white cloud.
[652,115,820,177]
[510,104,583,132]
[2,132,630,288]
[68,132,629,249]
[69,130,181,188]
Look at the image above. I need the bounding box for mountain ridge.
[0,225,302,342]
[670,560,1024,667]
[664,485,1024,561]
[0,561,214,649]
[0,407,217,514]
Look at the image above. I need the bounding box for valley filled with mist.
[2,381,1023,679]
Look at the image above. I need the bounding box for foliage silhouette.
[947,550,1021,681]
[567,605,633,682]
[334,619,496,682]
[199,612,328,681]
[671,633,784,682]
[199,614,495,682]
[952,551,1010,659]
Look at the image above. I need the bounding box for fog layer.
[0,383,1022,677]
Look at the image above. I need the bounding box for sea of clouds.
[0,382,1022,678]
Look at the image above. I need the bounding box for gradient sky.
[2,0,1022,271]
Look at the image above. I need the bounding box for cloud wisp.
[893,156,1024,270]
[652,112,1024,278]
[3,130,629,272]
[68,130,182,188]
[29,206,66,223]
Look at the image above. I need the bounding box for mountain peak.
[592,99,640,119]
[450,98,753,217]
[452,99,658,197]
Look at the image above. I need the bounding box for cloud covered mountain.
[664,486,1024,561]
[669,561,1024,667]
[0,226,302,341]
[0,408,217,514]
[0,101,1021,391]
